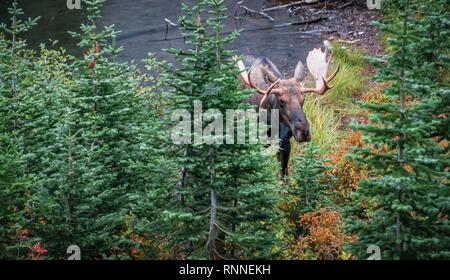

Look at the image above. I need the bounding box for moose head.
[239,48,340,143]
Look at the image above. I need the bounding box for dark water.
[0,0,322,75]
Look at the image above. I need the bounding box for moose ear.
[294,60,306,82]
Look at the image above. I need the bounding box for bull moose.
[237,47,340,177]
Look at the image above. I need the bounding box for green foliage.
[151,0,281,260]
[288,144,335,217]
[302,97,339,152]
[347,0,450,260]
[323,44,366,108]
[0,0,168,259]
[0,0,447,261]
[0,1,40,259]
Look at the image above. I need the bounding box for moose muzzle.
[292,121,311,143]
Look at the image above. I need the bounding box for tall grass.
[323,44,366,109]
[303,95,339,151]
[290,43,368,161]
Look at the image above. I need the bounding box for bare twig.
[234,1,244,17]
[164,18,178,40]
[239,4,275,21]
[259,10,275,21]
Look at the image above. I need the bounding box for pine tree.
[417,0,449,143]
[287,144,334,225]
[3,0,168,259]
[153,0,281,260]
[347,0,450,260]
[283,144,343,260]
[40,0,167,259]
[0,1,40,259]
[410,1,450,260]
[21,44,84,259]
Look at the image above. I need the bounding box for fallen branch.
[259,10,275,21]
[262,0,319,12]
[338,0,355,9]
[274,16,325,28]
[239,4,275,21]
[234,1,244,16]
[337,38,361,44]
[164,18,178,40]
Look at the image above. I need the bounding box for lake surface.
[0,0,323,75]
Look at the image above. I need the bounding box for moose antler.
[298,48,340,95]
[248,67,281,107]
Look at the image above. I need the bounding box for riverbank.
[236,0,384,55]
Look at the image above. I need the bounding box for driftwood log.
[261,0,319,12]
